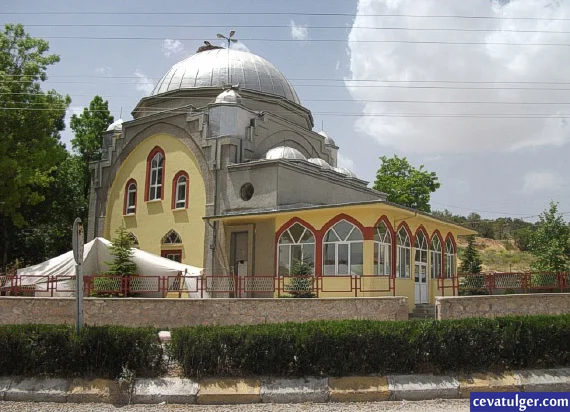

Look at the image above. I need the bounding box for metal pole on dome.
[216,30,238,86]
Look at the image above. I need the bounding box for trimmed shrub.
[169,315,570,378]
[0,325,165,378]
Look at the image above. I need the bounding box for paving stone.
[5,378,68,403]
[389,374,459,401]
[261,377,328,403]
[133,377,198,404]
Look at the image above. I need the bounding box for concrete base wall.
[435,293,570,320]
[0,296,408,327]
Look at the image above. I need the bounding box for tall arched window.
[277,223,315,276]
[396,227,411,278]
[415,231,428,266]
[172,171,189,209]
[430,236,442,278]
[124,179,137,215]
[445,238,456,278]
[146,147,165,201]
[374,221,392,275]
[323,220,363,276]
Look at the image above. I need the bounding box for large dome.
[151,48,300,104]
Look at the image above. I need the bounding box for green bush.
[0,325,165,378]
[169,315,570,378]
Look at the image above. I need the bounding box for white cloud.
[217,42,250,53]
[134,69,155,95]
[522,171,564,194]
[94,66,112,76]
[162,39,184,57]
[290,20,309,41]
[347,0,570,153]
[337,152,355,170]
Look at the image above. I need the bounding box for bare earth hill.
[457,236,534,273]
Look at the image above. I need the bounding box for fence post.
[50,276,54,297]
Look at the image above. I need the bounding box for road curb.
[0,369,568,405]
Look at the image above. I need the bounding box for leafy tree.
[288,259,315,298]
[513,227,533,252]
[529,202,570,273]
[459,236,482,274]
[106,225,137,277]
[0,24,70,271]
[373,155,440,212]
[70,95,114,205]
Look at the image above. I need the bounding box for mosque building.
[87,44,475,308]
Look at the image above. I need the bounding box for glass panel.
[302,244,315,272]
[278,245,290,276]
[291,244,303,266]
[157,168,163,186]
[128,191,136,211]
[347,228,363,241]
[324,229,340,242]
[157,153,164,167]
[177,184,185,202]
[150,186,156,200]
[300,228,315,243]
[338,243,349,275]
[323,244,336,275]
[398,229,410,247]
[350,242,363,276]
[415,263,420,282]
[386,244,392,274]
[288,223,305,243]
[374,243,379,273]
[374,223,387,242]
[333,221,353,241]
[279,231,293,244]
[431,236,441,251]
[151,169,157,186]
[156,185,162,199]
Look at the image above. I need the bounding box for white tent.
[16,237,207,298]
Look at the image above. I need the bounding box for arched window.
[124,179,137,215]
[323,220,363,276]
[128,232,140,249]
[373,221,392,275]
[415,231,428,265]
[277,223,315,276]
[146,147,165,201]
[396,227,411,278]
[172,172,189,209]
[430,236,442,278]
[162,230,182,245]
[445,238,456,278]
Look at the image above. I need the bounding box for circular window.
[240,183,254,201]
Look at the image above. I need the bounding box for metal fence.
[458,272,570,295]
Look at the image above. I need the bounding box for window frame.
[430,235,443,279]
[445,237,456,279]
[123,179,137,215]
[171,171,190,210]
[396,227,411,278]
[277,222,316,276]
[145,146,165,201]
[322,220,364,276]
[373,221,392,276]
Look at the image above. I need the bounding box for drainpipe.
[210,136,220,275]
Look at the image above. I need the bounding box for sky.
[2,0,570,222]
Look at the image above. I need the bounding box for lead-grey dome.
[151,48,300,104]
[264,146,307,160]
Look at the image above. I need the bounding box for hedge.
[169,315,570,378]
[0,325,165,378]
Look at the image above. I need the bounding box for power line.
[18,23,570,35]
[30,36,570,46]
[4,11,570,21]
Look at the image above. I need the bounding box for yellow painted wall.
[105,134,206,268]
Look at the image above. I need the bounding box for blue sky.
[2,0,570,221]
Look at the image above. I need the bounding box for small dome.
[264,146,307,160]
[307,158,333,170]
[106,119,123,132]
[215,89,242,104]
[334,167,358,178]
[319,130,336,146]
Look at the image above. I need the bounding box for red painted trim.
[145,146,166,201]
[396,221,413,246]
[445,232,457,251]
[274,217,319,276]
[123,178,137,215]
[373,215,396,277]
[320,213,366,237]
[430,229,444,245]
[373,215,396,237]
[444,232,456,280]
[430,230,444,279]
[171,171,190,210]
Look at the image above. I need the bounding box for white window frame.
[415,231,429,266]
[396,228,411,278]
[373,222,392,276]
[430,236,442,279]
[277,223,315,276]
[445,238,456,279]
[175,175,187,209]
[149,152,163,201]
[126,182,137,214]
[323,220,364,276]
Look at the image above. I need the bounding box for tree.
[529,202,570,273]
[70,95,114,207]
[0,24,70,271]
[373,155,441,212]
[106,225,137,277]
[288,259,315,298]
[459,236,482,274]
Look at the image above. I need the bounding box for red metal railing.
[458,272,570,294]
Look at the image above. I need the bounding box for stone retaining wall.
[435,293,570,320]
[0,296,408,327]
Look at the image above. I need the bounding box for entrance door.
[230,232,249,297]
[414,263,428,303]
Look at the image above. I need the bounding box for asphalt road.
[0,400,470,411]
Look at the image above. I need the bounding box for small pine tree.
[106,226,137,277]
[529,201,570,273]
[460,236,482,274]
[289,259,315,298]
